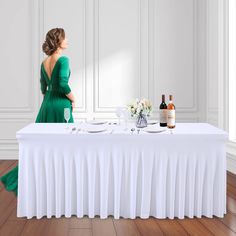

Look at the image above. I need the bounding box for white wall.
[0,0,232,169]
[0,0,39,159]
[206,0,219,127]
[39,0,207,122]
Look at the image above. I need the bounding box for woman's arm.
[66,92,75,102]
[66,92,75,111]
[58,57,76,110]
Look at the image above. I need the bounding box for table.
[16,123,228,219]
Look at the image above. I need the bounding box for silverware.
[70,127,76,134]
[76,128,81,134]
[108,122,117,125]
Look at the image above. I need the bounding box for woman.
[0,28,75,195]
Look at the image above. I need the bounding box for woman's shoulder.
[58,56,70,71]
[58,56,69,63]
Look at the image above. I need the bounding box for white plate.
[147,120,158,125]
[143,127,167,133]
[87,120,107,125]
[86,127,107,133]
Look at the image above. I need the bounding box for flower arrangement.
[127,98,152,117]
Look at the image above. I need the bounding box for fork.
[70,127,76,134]
[76,128,81,134]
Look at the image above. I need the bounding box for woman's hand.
[65,92,75,111]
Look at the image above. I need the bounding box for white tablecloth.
[16,123,228,219]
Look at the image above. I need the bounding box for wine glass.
[115,107,124,125]
[122,108,129,130]
[64,108,70,129]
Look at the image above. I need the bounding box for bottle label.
[167,110,175,126]
[160,109,167,123]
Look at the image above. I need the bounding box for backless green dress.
[0,56,74,195]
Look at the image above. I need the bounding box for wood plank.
[46,218,69,236]
[0,189,15,212]
[0,190,16,227]
[198,217,236,236]
[4,198,26,222]
[0,161,16,175]
[92,217,116,236]
[113,219,141,236]
[227,185,236,200]
[20,218,48,236]
[219,213,236,233]
[69,228,92,236]
[177,218,214,236]
[156,219,188,236]
[134,218,164,236]
[0,221,26,236]
[227,196,236,214]
[227,172,236,189]
[0,161,18,192]
[70,216,91,228]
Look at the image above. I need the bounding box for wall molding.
[0,0,36,114]
[94,0,142,112]
[206,0,218,122]
[227,153,236,174]
[152,0,198,113]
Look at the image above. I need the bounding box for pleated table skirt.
[16,123,227,219]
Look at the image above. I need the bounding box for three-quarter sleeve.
[40,66,47,95]
[58,57,71,95]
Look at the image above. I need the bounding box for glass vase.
[136,113,147,128]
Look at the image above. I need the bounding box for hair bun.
[42,28,65,56]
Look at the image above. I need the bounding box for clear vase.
[136,113,147,128]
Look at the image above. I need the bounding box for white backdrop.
[0,0,231,169]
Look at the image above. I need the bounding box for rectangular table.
[16,123,228,219]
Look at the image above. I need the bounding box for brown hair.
[42,28,65,56]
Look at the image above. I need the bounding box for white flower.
[127,98,152,117]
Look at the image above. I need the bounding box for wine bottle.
[159,94,167,127]
[167,95,175,129]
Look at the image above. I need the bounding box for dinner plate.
[87,120,107,125]
[147,120,158,125]
[86,127,107,133]
[143,127,167,133]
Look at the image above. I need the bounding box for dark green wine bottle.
[159,94,167,127]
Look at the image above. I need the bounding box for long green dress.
[0,56,74,195]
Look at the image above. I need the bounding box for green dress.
[0,56,74,196]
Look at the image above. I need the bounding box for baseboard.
[227,141,236,174]
[227,153,236,175]
[0,150,18,160]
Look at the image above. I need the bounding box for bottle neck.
[169,100,173,104]
[162,95,165,103]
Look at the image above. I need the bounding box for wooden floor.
[0,161,236,236]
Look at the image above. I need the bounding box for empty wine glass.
[122,108,129,130]
[115,107,124,125]
[64,108,70,129]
